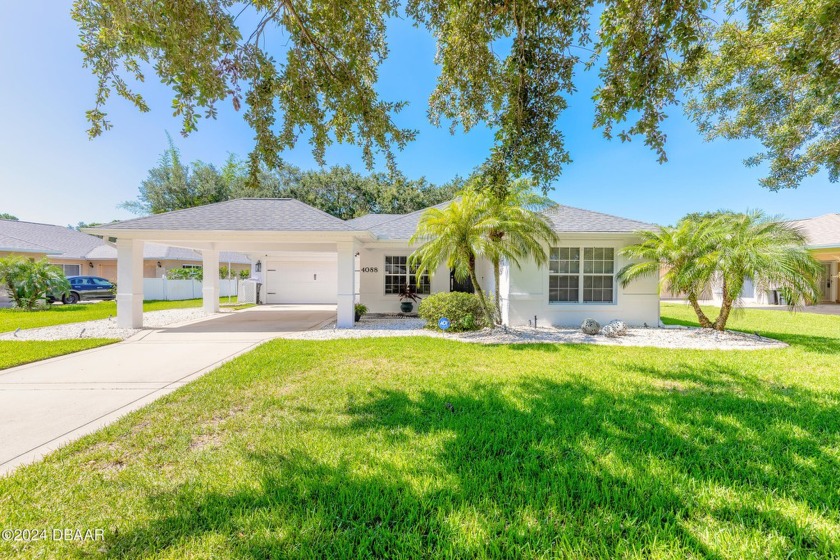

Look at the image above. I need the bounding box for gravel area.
[281,317,786,350]
[0,308,209,341]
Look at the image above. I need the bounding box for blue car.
[49,276,116,304]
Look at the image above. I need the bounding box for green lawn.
[0,306,838,558]
[0,297,238,333]
[0,339,119,369]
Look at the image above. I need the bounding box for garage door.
[264,260,338,304]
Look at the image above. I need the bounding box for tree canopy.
[72,0,839,193]
[0,213,19,221]
[121,138,461,219]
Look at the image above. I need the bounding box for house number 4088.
[361,267,379,273]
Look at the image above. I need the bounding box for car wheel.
[63,292,80,304]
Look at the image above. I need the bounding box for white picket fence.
[142,278,239,301]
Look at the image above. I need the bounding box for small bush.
[418,292,488,332]
[0,256,69,311]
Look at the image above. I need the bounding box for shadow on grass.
[102,364,840,558]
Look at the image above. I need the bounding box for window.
[384,256,430,295]
[583,248,614,302]
[60,264,80,277]
[548,248,579,302]
[549,247,615,303]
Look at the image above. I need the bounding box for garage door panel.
[265,260,338,304]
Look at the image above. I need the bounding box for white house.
[87,198,660,329]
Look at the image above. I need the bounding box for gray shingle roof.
[788,213,840,248]
[541,204,657,233]
[363,202,451,240]
[0,219,108,258]
[345,214,402,230]
[103,198,354,231]
[0,231,60,254]
[361,202,655,240]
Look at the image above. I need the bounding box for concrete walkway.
[0,305,335,476]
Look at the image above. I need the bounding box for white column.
[202,248,220,314]
[116,238,144,328]
[336,241,357,328]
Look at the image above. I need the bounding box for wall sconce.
[255,260,262,272]
[354,252,360,257]
[88,262,94,268]
[156,261,162,268]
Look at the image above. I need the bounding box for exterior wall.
[357,245,453,314]
[504,235,660,327]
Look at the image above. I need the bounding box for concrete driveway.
[0,304,335,475]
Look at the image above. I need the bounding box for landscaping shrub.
[0,256,69,310]
[418,292,489,331]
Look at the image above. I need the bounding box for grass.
[0,306,838,558]
[0,297,238,333]
[0,339,119,369]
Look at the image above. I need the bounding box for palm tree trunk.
[714,281,733,331]
[467,257,494,327]
[687,293,714,328]
[492,256,502,325]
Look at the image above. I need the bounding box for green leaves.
[685,0,840,190]
[0,257,70,311]
[73,0,840,192]
[619,210,822,330]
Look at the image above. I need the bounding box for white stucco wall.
[503,235,660,328]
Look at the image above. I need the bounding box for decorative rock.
[580,318,600,335]
[601,320,628,338]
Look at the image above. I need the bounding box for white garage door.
[264,260,338,304]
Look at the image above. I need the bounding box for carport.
[87,199,373,329]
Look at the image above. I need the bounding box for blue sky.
[0,2,835,228]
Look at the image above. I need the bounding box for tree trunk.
[467,256,495,327]
[687,293,714,329]
[713,281,733,331]
[492,257,502,325]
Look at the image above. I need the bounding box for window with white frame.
[583,247,615,302]
[384,256,430,295]
[60,264,81,277]
[549,247,615,303]
[548,247,579,302]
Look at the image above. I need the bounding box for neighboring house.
[698,213,839,306]
[87,198,660,329]
[0,219,250,281]
[789,213,840,304]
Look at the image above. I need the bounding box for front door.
[450,269,474,293]
[821,263,833,302]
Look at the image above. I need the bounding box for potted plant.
[354,303,368,322]
[398,283,422,313]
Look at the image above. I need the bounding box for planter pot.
[354,313,361,322]
[400,301,413,313]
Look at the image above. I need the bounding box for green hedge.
[418,292,489,332]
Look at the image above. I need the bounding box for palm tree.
[481,182,558,322]
[708,210,821,330]
[618,211,822,331]
[617,216,720,328]
[408,192,496,325]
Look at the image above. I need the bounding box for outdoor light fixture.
[255,260,262,272]
[157,261,162,268]
[88,262,94,268]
